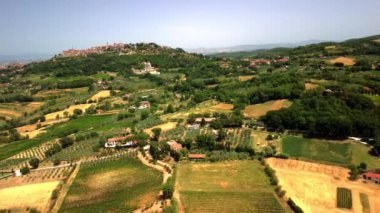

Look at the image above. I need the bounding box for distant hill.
[209,35,380,59]
[0,54,53,65]
[187,40,329,55]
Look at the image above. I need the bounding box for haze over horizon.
[1,0,380,55]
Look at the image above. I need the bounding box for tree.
[196,134,216,150]
[40,116,46,122]
[59,136,74,148]
[29,158,40,169]
[152,128,162,141]
[162,182,174,199]
[165,104,174,113]
[217,128,227,142]
[20,166,30,175]
[140,110,149,120]
[73,109,83,115]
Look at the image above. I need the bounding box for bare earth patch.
[329,57,356,66]
[0,181,59,212]
[243,99,292,118]
[238,75,254,82]
[267,158,380,213]
[211,103,234,110]
[45,104,94,121]
[305,83,318,90]
[144,122,177,137]
[88,90,111,102]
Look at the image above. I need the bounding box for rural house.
[363,172,380,184]
[105,134,135,148]
[167,140,183,151]
[188,153,206,160]
[139,101,151,109]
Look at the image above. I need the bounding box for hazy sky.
[1,0,380,55]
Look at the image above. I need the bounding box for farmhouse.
[250,59,271,67]
[167,140,183,151]
[132,62,160,75]
[363,172,380,184]
[188,153,206,160]
[139,101,151,109]
[194,117,215,123]
[105,134,136,148]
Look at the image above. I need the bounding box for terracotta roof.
[188,154,206,159]
[364,172,380,179]
[107,134,134,142]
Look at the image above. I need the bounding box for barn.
[363,172,380,184]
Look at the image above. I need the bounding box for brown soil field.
[144,122,177,137]
[88,90,111,102]
[238,75,255,82]
[267,158,380,213]
[17,119,68,133]
[243,99,292,118]
[45,104,94,121]
[0,181,59,212]
[33,89,73,98]
[0,102,44,118]
[211,103,234,110]
[329,57,356,66]
[305,83,319,90]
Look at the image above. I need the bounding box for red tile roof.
[107,134,134,142]
[364,172,380,179]
[188,154,206,159]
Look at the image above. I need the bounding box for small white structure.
[15,169,22,177]
[132,62,160,75]
[105,141,116,148]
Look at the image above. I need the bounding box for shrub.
[20,166,30,175]
[59,137,74,148]
[53,159,61,166]
[287,198,304,213]
[29,158,40,169]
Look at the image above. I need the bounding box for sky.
[1,0,380,55]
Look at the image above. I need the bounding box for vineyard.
[135,116,163,131]
[181,191,284,213]
[360,193,370,213]
[60,155,162,213]
[226,128,253,148]
[51,138,98,161]
[177,161,285,213]
[0,166,74,188]
[337,187,352,209]
[9,140,59,161]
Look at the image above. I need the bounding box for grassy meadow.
[282,136,380,168]
[59,157,162,213]
[177,161,286,213]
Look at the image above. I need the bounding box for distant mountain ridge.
[0,53,53,65]
[186,40,329,55]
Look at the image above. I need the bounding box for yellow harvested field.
[238,75,254,82]
[88,90,111,102]
[329,57,356,66]
[324,45,336,50]
[211,103,234,110]
[45,104,94,121]
[0,109,23,118]
[0,181,59,212]
[20,128,46,139]
[305,83,318,90]
[267,158,380,213]
[0,102,45,118]
[144,122,177,136]
[243,99,292,118]
[373,39,380,43]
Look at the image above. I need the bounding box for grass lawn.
[59,157,162,213]
[282,136,380,169]
[177,161,286,213]
[282,136,351,166]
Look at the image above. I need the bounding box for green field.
[177,161,285,213]
[0,114,117,161]
[59,157,162,213]
[282,136,380,168]
[360,193,370,213]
